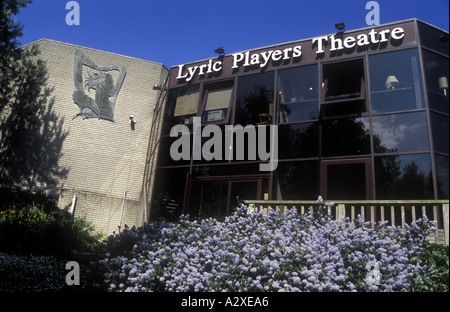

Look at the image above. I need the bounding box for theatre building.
[150,19,449,222]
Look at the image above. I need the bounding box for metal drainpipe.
[119,190,127,231]
[70,194,77,216]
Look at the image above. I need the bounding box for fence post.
[443,204,449,246]
[338,204,346,220]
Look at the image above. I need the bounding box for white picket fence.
[244,200,449,245]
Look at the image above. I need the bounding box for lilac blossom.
[90,202,441,292]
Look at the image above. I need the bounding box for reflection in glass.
[372,112,429,153]
[277,65,318,123]
[322,117,370,157]
[418,21,449,56]
[369,49,424,113]
[435,154,449,199]
[235,72,274,126]
[422,49,449,114]
[431,112,449,154]
[375,153,434,199]
[278,123,318,159]
[274,161,319,200]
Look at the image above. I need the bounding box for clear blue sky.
[17,0,449,68]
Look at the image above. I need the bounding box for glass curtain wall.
[419,21,449,199]
[153,25,449,221]
[369,48,433,199]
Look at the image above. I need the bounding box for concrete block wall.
[14,39,168,234]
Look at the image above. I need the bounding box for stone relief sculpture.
[72,50,126,122]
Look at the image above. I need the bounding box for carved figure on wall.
[72,50,126,122]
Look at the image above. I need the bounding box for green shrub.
[0,252,67,292]
[410,242,449,292]
[0,204,103,256]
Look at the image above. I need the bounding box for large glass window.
[369,49,424,114]
[274,161,319,200]
[277,65,318,123]
[372,111,429,153]
[422,49,449,114]
[234,72,274,126]
[321,117,371,157]
[375,153,434,199]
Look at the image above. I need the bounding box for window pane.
[323,59,364,102]
[326,163,367,200]
[235,72,274,126]
[274,161,319,200]
[164,85,200,134]
[277,65,318,123]
[431,112,449,154]
[375,153,434,199]
[369,49,424,113]
[201,81,234,123]
[435,154,449,199]
[422,49,449,114]
[174,91,199,116]
[278,122,318,159]
[322,117,370,157]
[419,21,449,56]
[372,111,429,153]
[205,88,232,111]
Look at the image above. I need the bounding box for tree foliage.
[1,0,68,190]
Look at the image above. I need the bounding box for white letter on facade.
[312,36,328,54]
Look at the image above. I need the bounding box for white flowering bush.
[90,200,447,292]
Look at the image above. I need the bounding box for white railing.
[243,200,449,245]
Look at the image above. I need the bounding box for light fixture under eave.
[385,75,399,90]
[153,84,167,91]
[214,47,225,56]
[335,22,345,32]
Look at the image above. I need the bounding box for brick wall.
[12,39,168,234]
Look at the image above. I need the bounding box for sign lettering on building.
[173,24,410,84]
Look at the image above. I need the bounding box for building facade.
[151,19,449,222]
[2,39,168,234]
